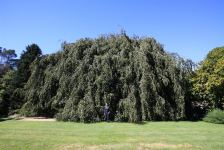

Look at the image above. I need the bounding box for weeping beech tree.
[22,33,191,122]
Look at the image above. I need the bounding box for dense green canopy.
[22,34,189,122]
[0,44,42,117]
[191,47,224,110]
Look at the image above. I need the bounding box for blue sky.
[1,0,223,62]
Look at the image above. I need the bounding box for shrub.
[203,109,224,124]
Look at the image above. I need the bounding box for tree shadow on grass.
[134,121,148,125]
[0,117,13,122]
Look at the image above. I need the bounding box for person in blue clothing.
[103,103,110,121]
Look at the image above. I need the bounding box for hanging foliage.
[22,33,191,122]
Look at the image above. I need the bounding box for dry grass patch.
[57,143,193,150]
[20,117,56,121]
[138,143,193,149]
[8,114,56,121]
[57,143,132,150]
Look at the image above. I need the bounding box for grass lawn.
[0,120,224,150]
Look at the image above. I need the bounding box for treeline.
[0,33,223,122]
[0,44,42,116]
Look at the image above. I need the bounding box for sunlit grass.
[0,120,224,150]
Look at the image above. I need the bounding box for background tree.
[191,47,224,116]
[16,44,42,87]
[0,47,18,116]
[0,70,17,116]
[0,48,17,64]
[0,47,17,77]
[0,44,42,116]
